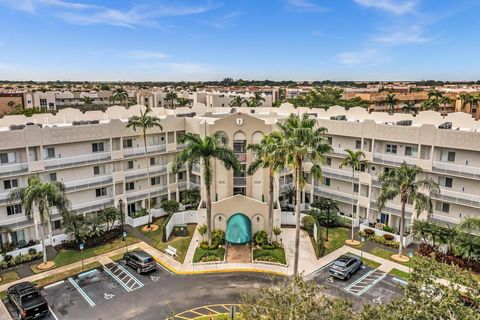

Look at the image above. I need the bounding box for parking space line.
[114,263,144,289]
[204,307,220,314]
[344,269,375,292]
[68,277,96,307]
[345,269,387,296]
[103,266,132,292]
[49,306,59,320]
[356,273,386,296]
[307,261,335,278]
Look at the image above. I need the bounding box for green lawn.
[370,247,414,268]
[193,247,225,263]
[140,219,196,264]
[320,227,350,256]
[361,257,381,269]
[389,268,410,281]
[0,271,20,285]
[31,235,139,273]
[253,247,287,264]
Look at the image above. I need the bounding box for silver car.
[329,255,363,280]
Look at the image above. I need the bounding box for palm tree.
[277,114,332,275]
[427,90,443,100]
[165,91,178,109]
[453,232,480,260]
[421,98,440,111]
[228,96,247,108]
[172,132,240,242]
[126,108,163,228]
[112,88,129,107]
[181,187,201,209]
[8,175,70,265]
[61,211,88,244]
[402,101,417,115]
[384,93,399,115]
[247,133,285,240]
[377,162,440,257]
[98,207,120,232]
[247,92,266,108]
[340,149,368,242]
[176,97,191,108]
[440,96,452,115]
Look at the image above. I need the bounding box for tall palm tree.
[247,133,285,240]
[172,132,240,242]
[176,97,191,108]
[377,162,440,257]
[384,93,399,115]
[8,176,70,265]
[277,114,332,275]
[112,88,129,107]
[126,108,163,228]
[228,96,247,108]
[427,90,443,100]
[165,91,178,109]
[421,98,440,111]
[247,92,266,108]
[61,210,88,244]
[402,101,417,115]
[98,207,120,232]
[439,96,452,115]
[340,149,368,241]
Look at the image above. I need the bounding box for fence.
[281,211,309,226]
[125,208,168,228]
[359,223,412,247]
[165,210,198,240]
[0,234,67,261]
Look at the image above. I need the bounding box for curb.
[0,300,13,320]
[152,256,286,276]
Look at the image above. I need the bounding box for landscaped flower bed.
[253,247,286,265]
[359,229,400,248]
[193,247,225,263]
[0,248,43,269]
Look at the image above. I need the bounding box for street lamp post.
[360,236,365,261]
[119,199,124,235]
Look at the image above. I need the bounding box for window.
[93,165,105,175]
[438,177,453,188]
[127,160,134,169]
[323,178,331,186]
[7,204,22,215]
[178,172,184,180]
[435,202,450,213]
[127,203,136,215]
[3,179,18,190]
[95,187,107,197]
[0,152,15,164]
[49,172,57,181]
[353,183,359,193]
[385,144,397,154]
[151,177,160,186]
[384,167,391,173]
[233,187,246,196]
[123,139,133,148]
[149,135,160,146]
[40,98,47,107]
[355,140,362,149]
[53,220,61,230]
[44,147,55,159]
[167,132,175,144]
[327,137,333,145]
[92,142,104,153]
[126,182,135,191]
[405,146,418,157]
[150,157,156,166]
[326,157,332,166]
[440,150,455,162]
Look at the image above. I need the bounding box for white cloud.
[337,48,388,65]
[285,0,327,13]
[353,0,417,15]
[0,0,216,28]
[311,30,323,37]
[374,26,435,45]
[124,50,168,60]
[202,11,240,29]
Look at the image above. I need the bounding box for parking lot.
[310,255,405,309]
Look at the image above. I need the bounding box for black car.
[123,251,156,274]
[7,282,49,320]
[329,255,363,280]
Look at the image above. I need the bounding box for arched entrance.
[225,213,252,245]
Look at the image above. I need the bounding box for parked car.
[7,282,49,320]
[123,250,156,274]
[329,255,363,280]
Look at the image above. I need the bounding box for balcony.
[126,185,168,202]
[123,144,167,158]
[124,164,168,180]
[313,185,357,205]
[0,163,28,177]
[178,181,188,190]
[279,182,294,192]
[331,147,347,157]
[369,198,414,218]
[192,163,201,173]
[44,152,111,169]
[428,213,460,225]
[322,167,358,182]
[1,215,34,229]
[233,177,246,186]
[189,181,201,189]
[373,153,417,166]
[431,188,480,208]
[235,152,247,162]
[432,161,480,179]
[71,197,114,213]
[64,175,113,192]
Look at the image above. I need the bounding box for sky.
[0,0,479,81]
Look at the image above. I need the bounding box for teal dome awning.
[226,213,252,244]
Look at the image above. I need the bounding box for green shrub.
[200,241,209,250]
[382,225,395,233]
[254,230,268,246]
[192,247,225,263]
[302,216,316,235]
[336,216,352,228]
[161,199,180,216]
[253,248,286,264]
[28,248,37,255]
[211,229,225,246]
[383,234,395,241]
[3,255,12,262]
[134,208,148,218]
[364,228,375,236]
[262,243,278,250]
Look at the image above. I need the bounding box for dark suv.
[329,255,363,280]
[123,251,156,274]
[7,282,49,319]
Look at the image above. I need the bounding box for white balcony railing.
[313,185,357,204]
[431,188,480,208]
[44,152,111,168]
[192,163,201,173]
[126,185,168,200]
[322,167,358,181]
[373,153,417,165]
[432,161,480,178]
[123,144,166,157]
[71,197,114,211]
[64,175,113,192]
[0,162,28,176]
[124,164,168,180]
[429,213,460,225]
[331,147,347,156]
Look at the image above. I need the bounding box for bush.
[3,255,12,262]
[302,216,316,235]
[382,225,395,233]
[192,247,225,263]
[200,241,209,250]
[211,229,225,246]
[0,252,43,269]
[364,228,375,236]
[161,199,180,216]
[383,234,395,241]
[134,208,148,218]
[28,248,37,255]
[261,243,279,250]
[254,230,268,246]
[336,216,352,228]
[253,248,287,264]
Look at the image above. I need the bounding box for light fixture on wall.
[256,216,260,223]
[219,216,222,222]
